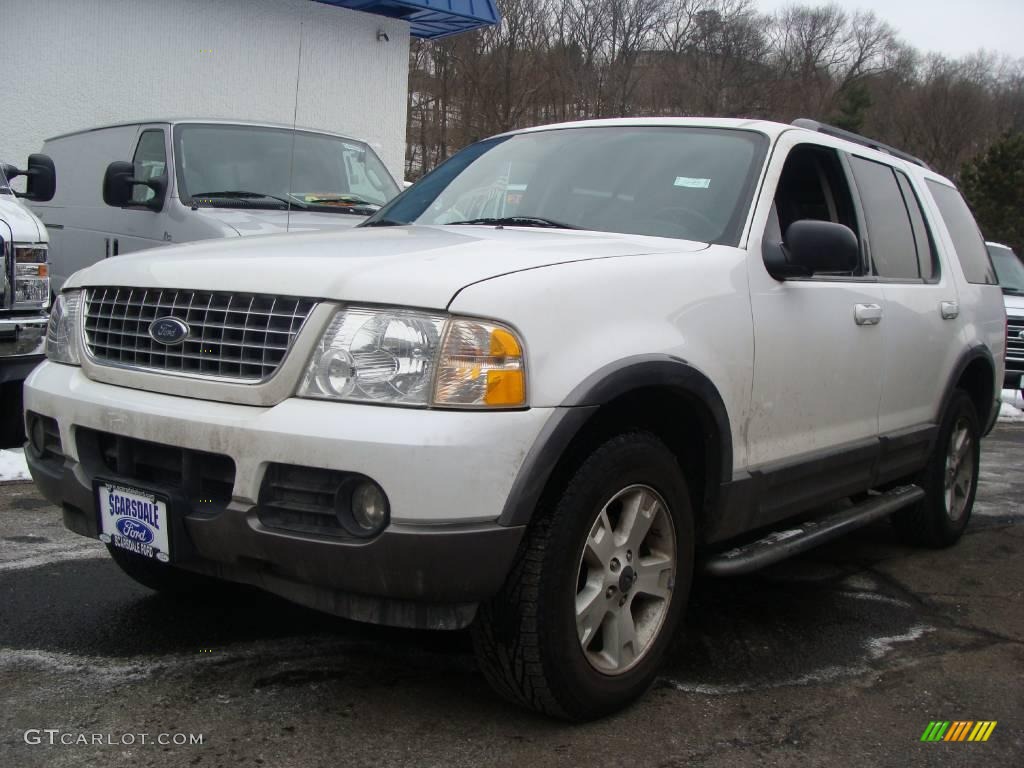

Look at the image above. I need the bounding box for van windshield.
[364,126,768,245]
[173,124,400,213]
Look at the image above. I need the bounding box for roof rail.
[792,118,931,170]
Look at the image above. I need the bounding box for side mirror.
[763,219,859,280]
[102,160,166,211]
[3,154,57,202]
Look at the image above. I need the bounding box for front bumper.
[0,314,46,384]
[24,362,554,628]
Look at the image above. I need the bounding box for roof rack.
[792,118,931,170]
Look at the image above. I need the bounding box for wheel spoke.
[621,489,659,552]
[954,426,971,463]
[584,509,615,569]
[633,556,673,601]
[603,604,638,669]
[576,586,607,647]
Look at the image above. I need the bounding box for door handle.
[104,238,110,258]
[940,300,959,320]
[854,303,883,326]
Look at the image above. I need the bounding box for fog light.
[29,415,47,456]
[335,476,389,537]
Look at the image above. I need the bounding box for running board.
[703,484,926,577]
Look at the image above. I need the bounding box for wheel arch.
[498,355,733,542]
[942,344,999,436]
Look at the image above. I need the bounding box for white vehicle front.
[23,118,1004,721]
[0,157,53,443]
[986,242,1024,390]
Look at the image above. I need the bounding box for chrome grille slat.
[83,287,316,383]
[1007,318,1024,358]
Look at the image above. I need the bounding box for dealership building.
[2,0,499,180]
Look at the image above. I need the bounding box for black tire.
[471,431,694,721]
[0,381,26,450]
[106,545,221,595]
[892,390,981,548]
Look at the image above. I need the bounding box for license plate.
[97,482,171,562]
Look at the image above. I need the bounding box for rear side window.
[925,181,997,285]
[849,156,920,279]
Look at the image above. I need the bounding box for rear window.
[925,181,997,285]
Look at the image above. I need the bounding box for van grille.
[83,288,315,382]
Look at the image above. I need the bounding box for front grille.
[1008,316,1024,362]
[83,287,316,382]
[77,428,236,510]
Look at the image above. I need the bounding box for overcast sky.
[756,0,1024,59]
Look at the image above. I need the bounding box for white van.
[29,120,401,291]
[1,155,54,444]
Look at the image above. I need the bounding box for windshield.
[988,244,1024,294]
[366,126,768,244]
[173,124,400,211]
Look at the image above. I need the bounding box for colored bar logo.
[920,721,997,742]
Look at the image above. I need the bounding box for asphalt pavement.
[0,425,1021,767]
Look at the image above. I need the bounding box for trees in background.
[405,0,1024,215]
[961,132,1024,256]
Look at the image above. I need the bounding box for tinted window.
[988,243,1024,293]
[131,130,166,204]
[366,127,769,245]
[895,172,937,281]
[926,181,997,285]
[849,156,919,279]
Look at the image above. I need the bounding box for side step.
[704,484,926,577]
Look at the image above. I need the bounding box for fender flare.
[940,343,999,436]
[498,354,733,526]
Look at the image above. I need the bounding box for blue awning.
[313,0,501,39]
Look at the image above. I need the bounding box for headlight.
[45,291,82,365]
[299,307,526,408]
[13,245,50,309]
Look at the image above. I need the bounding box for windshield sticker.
[674,176,712,189]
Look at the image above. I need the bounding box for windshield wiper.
[302,194,380,207]
[446,216,578,230]
[360,218,405,227]
[189,191,307,209]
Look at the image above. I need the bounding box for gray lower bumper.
[27,449,525,630]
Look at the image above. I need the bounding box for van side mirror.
[2,154,57,202]
[763,219,859,280]
[102,160,166,211]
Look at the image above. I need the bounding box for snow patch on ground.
[999,389,1024,422]
[0,448,30,483]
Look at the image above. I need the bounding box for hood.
[1004,292,1024,314]
[67,225,706,309]
[0,195,44,242]
[194,207,366,237]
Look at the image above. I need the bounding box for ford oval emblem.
[148,317,190,346]
[115,517,155,544]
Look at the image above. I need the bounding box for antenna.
[286,21,305,233]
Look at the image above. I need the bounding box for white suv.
[24,118,1005,720]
